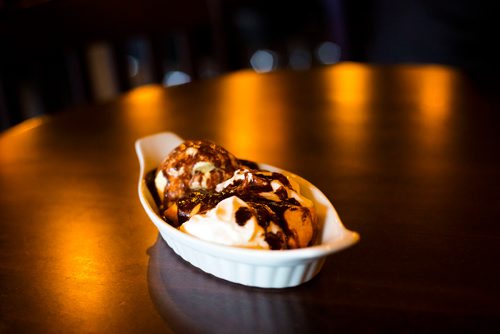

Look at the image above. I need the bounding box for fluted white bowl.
[136,132,359,288]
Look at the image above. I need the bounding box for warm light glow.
[118,85,172,135]
[402,66,454,122]
[323,63,374,107]
[214,71,289,163]
[52,218,109,305]
[398,66,455,157]
[0,116,49,166]
[37,200,117,330]
[419,68,454,122]
[39,184,154,329]
[121,84,168,105]
[319,64,373,169]
[1,116,47,139]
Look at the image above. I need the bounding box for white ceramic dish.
[136,132,359,288]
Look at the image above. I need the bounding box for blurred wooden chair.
[0,0,227,129]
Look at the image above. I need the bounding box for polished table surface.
[1,63,499,332]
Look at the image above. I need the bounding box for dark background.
[0,0,497,130]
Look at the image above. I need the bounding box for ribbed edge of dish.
[160,231,326,288]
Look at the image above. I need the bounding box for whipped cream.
[178,169,317,249]
[216,169,313,208]
[154,170,168,199]
[180,196,270,249]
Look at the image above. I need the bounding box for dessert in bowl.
[136,132,359,288]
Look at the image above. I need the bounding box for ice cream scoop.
[155,139,241,209]
[152,140,319,250]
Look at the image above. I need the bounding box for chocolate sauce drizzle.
[146,167,312,250]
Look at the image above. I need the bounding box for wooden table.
[1,63,499,332]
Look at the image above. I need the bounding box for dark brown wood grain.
[1,63,499,332]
